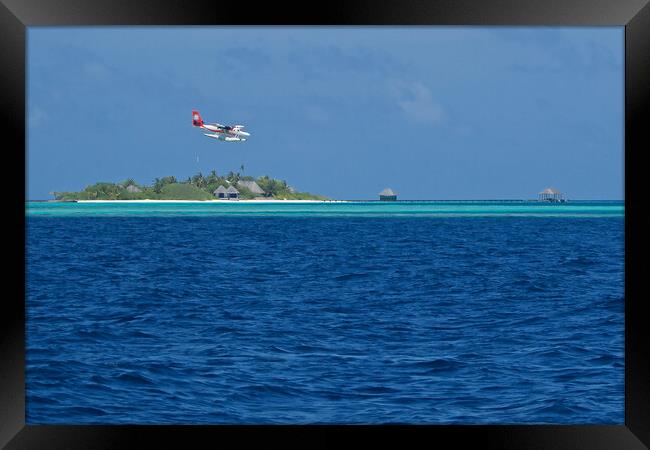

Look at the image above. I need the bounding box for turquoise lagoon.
[26,200,624,218]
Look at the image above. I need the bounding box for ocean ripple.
[26,216,624,424]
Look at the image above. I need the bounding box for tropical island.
[52,170,328,201]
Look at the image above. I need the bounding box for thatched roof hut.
[379,188,397,201]
[226,185,239,199]
[538,187,565,202]
[237,180,265,195]
[214,185,228,199]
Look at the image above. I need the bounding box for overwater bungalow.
[379,188,397,201]
[538,187,566,203]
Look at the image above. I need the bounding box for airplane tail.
[192,110,204,127]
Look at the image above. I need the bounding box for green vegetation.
[52,170,327,201]
[159,183,214,200]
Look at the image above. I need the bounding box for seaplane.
[192,110,250,142]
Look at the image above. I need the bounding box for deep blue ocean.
[26,201,625,424]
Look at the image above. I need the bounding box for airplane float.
[192,110,250,142]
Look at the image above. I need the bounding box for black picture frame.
[3,0,649,447]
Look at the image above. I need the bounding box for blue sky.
[27,27,623,200]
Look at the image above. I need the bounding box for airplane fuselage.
[201,124,251,139]
[192,110,250,142]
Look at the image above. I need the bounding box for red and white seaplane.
[192,110,250,142]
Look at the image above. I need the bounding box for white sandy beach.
[76,199,348,203]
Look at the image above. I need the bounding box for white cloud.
[388,80,444,125]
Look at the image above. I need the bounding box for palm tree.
[226,171,240,184]
[191,172,206,189]
[207,170,218,185]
